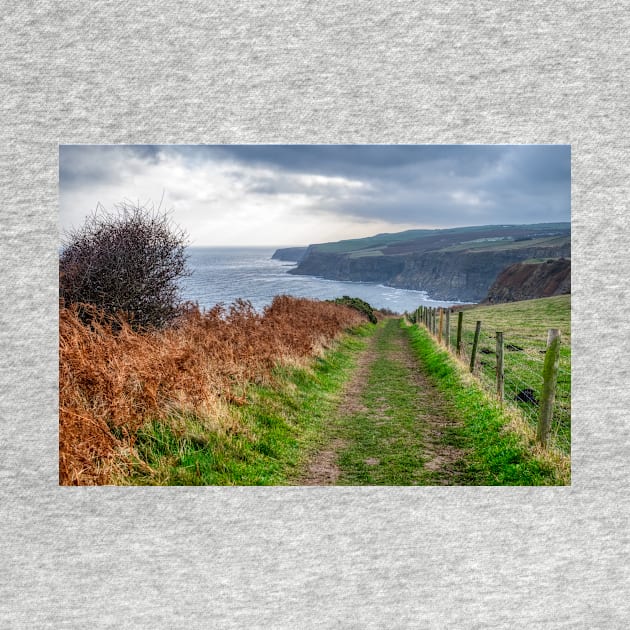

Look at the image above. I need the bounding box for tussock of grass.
[405,322,570,485]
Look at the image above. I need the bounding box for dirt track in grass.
[299,318,469,486]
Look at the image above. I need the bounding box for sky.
[59,144,571,247]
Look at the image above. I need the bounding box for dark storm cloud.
[59,145,161,189]
[208,144,570,225]
[60,144,570,228]
[213,144,506,180]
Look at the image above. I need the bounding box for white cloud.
[60,149,389,246]
[449,191,488,207]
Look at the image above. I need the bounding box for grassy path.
[300,318,469,485]
[125,318,467,486]
[124,315,566,486]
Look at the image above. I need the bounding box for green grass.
[450,295,571,453]
[439,235,570,253]
[456,295,570,342]
[121,324,375,485]
[406,323,569,485]
[312,224,569,255]
[333,318,469,485]
[117,300,570,486]
[312,230,433,254]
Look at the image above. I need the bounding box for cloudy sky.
[59,145,570,247]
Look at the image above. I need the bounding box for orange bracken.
[59,296,365,485]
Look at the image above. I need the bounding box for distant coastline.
[271,247,308,262]
[276,222,570,303]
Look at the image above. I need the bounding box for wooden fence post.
[496,332,504,402]
[470,320,482,373]
[438,308,444,344]
[445,309,451,349]
[456,311,463,356]
[537,329,562,447]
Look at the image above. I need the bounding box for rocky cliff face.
[290,250,405,282]
[290,242,571,302]
[389,243,571,301]
[286,223,571,302]
[483,258,571,304]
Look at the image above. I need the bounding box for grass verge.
[406,322,570,485]
[118,324,374,485]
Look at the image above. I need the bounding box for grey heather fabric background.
[1,1,629,628]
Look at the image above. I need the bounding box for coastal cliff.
[291,249,406,282]
[280,223,570,302]
[389,244,571,301]
[483,258,571,304]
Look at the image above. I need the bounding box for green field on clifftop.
[450,295,571,452]
[310,223,570,257]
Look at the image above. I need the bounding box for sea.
[179,247,464,314]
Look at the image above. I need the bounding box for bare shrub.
[59,200,190,330]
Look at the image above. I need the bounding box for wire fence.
[408,306,570,453]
